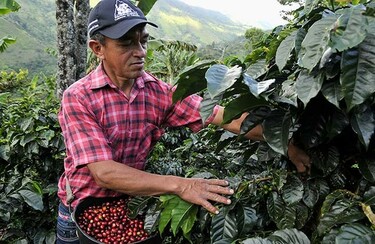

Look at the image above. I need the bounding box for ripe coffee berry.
[77,198,149,244]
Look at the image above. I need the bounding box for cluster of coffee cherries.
[77,198,149,243]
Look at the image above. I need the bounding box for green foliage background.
[0,0,374,243]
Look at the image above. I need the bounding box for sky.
[178,0,297,29]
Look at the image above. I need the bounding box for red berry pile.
[77,198,149,243]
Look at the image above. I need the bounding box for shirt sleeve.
[163,93,219,133]
[58,90,114,168]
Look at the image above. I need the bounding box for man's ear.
[89,40,104,59]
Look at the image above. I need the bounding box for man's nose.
[133,43,146,57]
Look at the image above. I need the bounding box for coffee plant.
[0,71,64,243]
[131,0,375,243]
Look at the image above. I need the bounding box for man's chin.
[129,69,144,79]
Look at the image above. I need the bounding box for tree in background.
[146,39,199,84]
[55,0,89,98]
[244,27,267,52]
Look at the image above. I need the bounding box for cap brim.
[99,18,158,39]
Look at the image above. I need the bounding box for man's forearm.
[87,160,181,196]
[86,160,234,214]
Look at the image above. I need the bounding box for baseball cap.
[88,0,158,39]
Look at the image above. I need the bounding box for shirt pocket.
[135,123,164,164]
[105,125,127,150]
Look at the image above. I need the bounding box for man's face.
[99,25,149,81]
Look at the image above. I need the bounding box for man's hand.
[176,178,234,214]
[88,160,234,214]
[287,140,311,174]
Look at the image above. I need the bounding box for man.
[56,0,311,243]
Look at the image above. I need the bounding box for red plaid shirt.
[58,64,218,208]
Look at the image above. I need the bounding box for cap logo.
[114,0,140,21]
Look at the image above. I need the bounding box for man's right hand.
[175,178,234,214]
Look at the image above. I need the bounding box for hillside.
[0,0,57,75]
[147,0,247,46]
[0,0,249,75]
